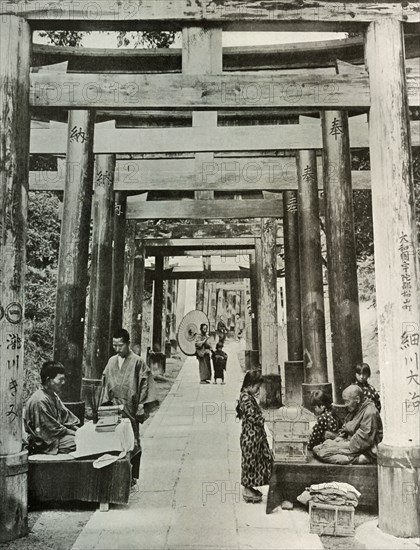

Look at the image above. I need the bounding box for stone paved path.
[72,341,323,550]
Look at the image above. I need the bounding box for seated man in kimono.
[25,361,80,455]
[101,328,157,482]
[313,385,383,465]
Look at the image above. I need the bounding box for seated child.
[212,343,227,385]
[354,362,381,413]
[307,390,340,451]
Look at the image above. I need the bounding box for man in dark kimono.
[101,328,157,481]
[313,385,383,465]
[25,361,80,454]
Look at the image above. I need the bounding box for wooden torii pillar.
[0,15,31,544]
[248,250,260,366]
[283,191,304,405]
[108,190,126,351]
[196,256,211,311]
[297,151,332,409]
[130,240,146,353]
[123,222,146,353]
[258,218,282,408]
[321,111,363,403]
[86,154,115,378]
[54,110,95,405]
[366,18,420,538]
[152,255,164,352]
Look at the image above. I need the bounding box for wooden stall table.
[266,454,378,514]
[28,419,138,511]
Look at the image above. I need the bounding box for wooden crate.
[309,502,355,537]
[273,439,308,462]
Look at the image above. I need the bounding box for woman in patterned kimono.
[236,370,273,503]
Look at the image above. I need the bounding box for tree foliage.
[38,30,176,48]
[38,30,87,47]
[24,192,61,399]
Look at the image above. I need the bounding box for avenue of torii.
[0,0,419,543]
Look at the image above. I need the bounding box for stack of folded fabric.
[297,481,361,507]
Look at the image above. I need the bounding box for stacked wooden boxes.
[309,502,355,537]
[266,407,314,462]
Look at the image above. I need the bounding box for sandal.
[251,488,262,497]
[243,494,262,504]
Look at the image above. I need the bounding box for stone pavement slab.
[72,341,322,550]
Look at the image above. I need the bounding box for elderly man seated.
[25,361,80,455]
[312,385,383,465]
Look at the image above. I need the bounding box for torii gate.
[1,1,419,542]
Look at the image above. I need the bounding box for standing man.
[101,329,157,483]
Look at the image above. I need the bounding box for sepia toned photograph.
[0,2,419,550]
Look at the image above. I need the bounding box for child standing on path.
[307,390,341,451]
[354,362,381,413]
[212,343,227,384]
[236,370,273,503]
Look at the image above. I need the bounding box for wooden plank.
[142,238,283,248]
[29,120,420,155]
[29,70,420,109]
[178,249,254,257]
[28,165,373,192]
[146,270,251,281]
[126,199,283,220]
[29,37,420,73]
[3,1,419,30]
[136,221,268,239]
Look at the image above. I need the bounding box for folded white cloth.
[70,419,135,459]
[93,450,127,469]
[310,481,361,498]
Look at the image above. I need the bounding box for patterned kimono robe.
[101,352,157,448]
[25,388,79,454]
[238,391,273,487]
[308,408,340,451]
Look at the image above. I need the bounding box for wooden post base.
[149,351,166,376]
[170,339,177,353]
[302,382,332,412]
[164,341,171,358]
[245,350,259,370]
[260,373,282,409]
[284,361,304,407]
[0,451,28,543]
[377,443,420,538]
